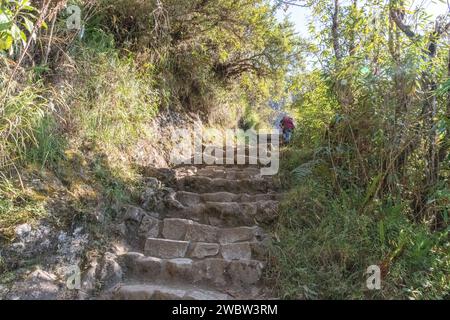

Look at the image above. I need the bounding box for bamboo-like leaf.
[0,33,12,50]
[22,16,33,33]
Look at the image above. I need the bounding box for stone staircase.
[107,149,281,300]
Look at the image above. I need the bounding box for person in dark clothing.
[280,115,295,144]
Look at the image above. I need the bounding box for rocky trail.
[105,145,281,300]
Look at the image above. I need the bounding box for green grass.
[69,28,159,154]
[271,142,450,300]
[0,28,154,243]
[0,177,47,241]
[27,116,66,170]
[0,69,60,241]
[0,75,50,169]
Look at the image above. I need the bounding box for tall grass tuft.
[69,28,160,155]
[0,73,52,171]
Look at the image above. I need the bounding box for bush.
[271,139,450,300]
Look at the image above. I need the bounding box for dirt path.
[106,150,281,300]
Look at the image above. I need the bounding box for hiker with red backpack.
[280,115,295,144]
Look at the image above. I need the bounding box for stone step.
[179,165,263,172]
[199,166,262,174]
[175,166,265,180]
[177,176,275,194]
[110,141,281,300]
[144,238,190,259]
[200,144,277,152]
[121,253,265,290]
[171,191,282,206]
[165,200,279,227]
[144,237,267,260]
[181,154,268,167]
[112,283,231,300]
[119,208,273,243]
[161,218,266,244]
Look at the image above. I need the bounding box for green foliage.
[1,0,447,301]
[0,177,47,241]
[239,105,261,130]
[93,161,129,203]
[69,28,159,151]
[288,71,336,145]
[273,0,450,300]
[100,0,299,117]
[0,74,51,169]
[0,0,43,55]
[26,116,66,170]
[272,148,450,299]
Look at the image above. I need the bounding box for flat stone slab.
[114,285,186,300]
[221,243,252,260]
[134,256,163,278]
[184,288,230,300]
[162,218,193,240]
[190,243,220,259]
[218,227,258,244]
[113,284,230,300]
[185,223,218,243]
[165,258,194,280]
[228,260,264,286]
[193,258,228,286]
[144,238,189,259]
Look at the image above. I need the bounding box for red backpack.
[282,116,295,129]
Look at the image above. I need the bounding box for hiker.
[280,115,295,144]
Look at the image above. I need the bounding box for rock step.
[197,145,277,153]
[111,141,281,300]
[161,218,267,244]
[177,176,275,194]
[122,206,272,240]
[121,207,274,242]
[170,191,282,206]
[181,154,267,167]
[175,166,265,180]
[165,200,279,227]
[180,165,264,173]
[121,253,265,290]
[144,237,266,260]
[112,283,231,300]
